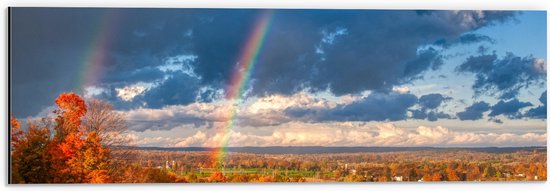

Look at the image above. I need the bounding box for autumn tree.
[467,164,481,181]
[482,164,496,180]
[344,174,365,182]
[186,173,199,183]
[208,172,227,183]
[82,99,132,180]
[408,168,418,181]
[231,174,248,182]
[446,165,461,181]
[83,131,112,183]
[82,99,129,147]
[536,163,547,180]
[431,171,443,181]
[421,173,432,181]
[11,119,53,183]
[10,116,23,150]
[9,116,23,183]
[48,93,89,182]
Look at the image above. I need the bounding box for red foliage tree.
[48,92,112,183]
[208,172,227,183]
[10,116,23,150]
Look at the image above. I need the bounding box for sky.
[10,8,547,147]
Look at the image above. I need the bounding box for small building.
[515,173,525,177]
[392,176,403,182]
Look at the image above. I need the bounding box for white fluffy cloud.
[124,91,340,131]
[392,86,411,94]
[131,122,546,147]
[116,83,149,101]
[120,91,545,147]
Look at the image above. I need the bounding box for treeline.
[117,149,547,182]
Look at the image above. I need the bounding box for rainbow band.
[75,10,118,92]
[212,10,274,168]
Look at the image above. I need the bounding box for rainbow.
[74,10,119,93]
[211,10,274,169]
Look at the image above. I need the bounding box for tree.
[231,174,248,182]
[10,116,23,150]
[408,168,418,181]
[11,121,53,183]
[446,166,461,181]
[10,116,24,183]
[467,164,481,181]
[49,93,89,183]
[344,174,365,182]
[82,99,129,147]
[187,173,199,183]
[53,92,87,139]
[431,171,442,181]
[208,172,227,182]
[83,131,111,183]
[536,163,547,180]
[421,173,432,181]
[257,175,274,182]
[81,100,129,183]
[483,165,495,179]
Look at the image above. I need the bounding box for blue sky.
[10,9,547,147]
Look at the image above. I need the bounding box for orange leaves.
[55,92,87,128]
[11,121,53,183]
[83,131,111,171]
[230,174,248,182]
[208,172,227,183]
[257,176,274,182]
[10,115,21,129]
[58,131,85,158]
[88,170,111,183]
[51,93,89,182]
[10,116,23,149]
[431,171,442,181]
[446,166,461,181]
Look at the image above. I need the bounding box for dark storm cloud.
[457,53,546,99]
[524,91,547,119]
[489,99,533,119]
[10,8,239,116]
[434,33,495,48]
[411,110,451,122]
[104,66,166,84]
[410,93,452,121]
[402,48,444,81]
[490,118,503,124]
[11,8,517,117]
[11,8,107,117]
[286,92,418,122]
[418,93,451,109]
[140,74,200,109]
[256,10,516,96]
[456,101,491,120]
[458,34,496,44]
[126,112,206,132]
